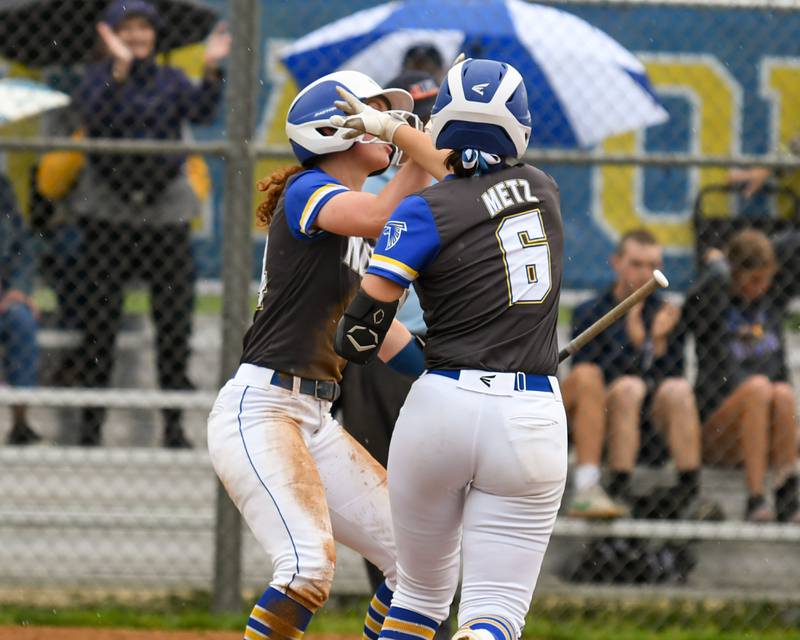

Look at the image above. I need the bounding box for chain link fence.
[1,0,800,635]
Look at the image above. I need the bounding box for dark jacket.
[73,58,222,207]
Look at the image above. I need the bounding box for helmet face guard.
[383,110,424,167]
[429,58,532,159]
[343,110,422,175]
[286,71,414,166]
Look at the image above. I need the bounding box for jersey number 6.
[495,209,551,305]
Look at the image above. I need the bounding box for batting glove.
[330,86,409,143]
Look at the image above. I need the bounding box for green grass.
[2,594,799,640]
[0,593,244,632]
[31,288,238,316]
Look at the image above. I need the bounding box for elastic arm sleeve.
[334,288,399,365]
[385,335,425,378]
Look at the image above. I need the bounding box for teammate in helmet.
[207,71,432,639]
[333,58,567,640]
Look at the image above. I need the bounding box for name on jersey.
[480,179,539,218]
[343,236,372,276]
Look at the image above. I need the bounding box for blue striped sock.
[461,616,517,640]
[379,605,439,640]
[363,581,393,640]
[244,586,314,640]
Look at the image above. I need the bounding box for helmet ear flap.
[285,80,358,164]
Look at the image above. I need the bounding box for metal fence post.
[212,0,261,614]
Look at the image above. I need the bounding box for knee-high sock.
[364,581,393,640]
[460,615,517,640]
[245,586,314,640]
[378,605,438,640]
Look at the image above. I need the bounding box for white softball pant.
[207,363,397,611]
[388,371,568,636]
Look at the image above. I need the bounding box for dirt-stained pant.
[388,371,568,636]
[207,363,397,611]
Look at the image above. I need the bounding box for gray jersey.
[367,163,563,375]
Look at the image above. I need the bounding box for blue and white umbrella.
[0,78,70,125]
[281,0,668,148]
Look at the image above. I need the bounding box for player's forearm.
[378,320,413,362]
[392,126,451,181]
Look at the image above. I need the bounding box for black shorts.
[637,390,669,467]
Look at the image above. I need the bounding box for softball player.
[332,58,568,640]
[207,71,430,640]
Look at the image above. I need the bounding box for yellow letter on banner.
[762,58,800,217]
[596,55,740,251]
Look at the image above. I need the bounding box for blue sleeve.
[367,195,441,288]
[284,171,349,240]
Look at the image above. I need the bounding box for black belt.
[270,371,341,402]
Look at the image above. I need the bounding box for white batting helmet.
[286,70,414,165]
[429,58,532,158]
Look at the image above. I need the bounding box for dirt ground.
[0,629,351,640]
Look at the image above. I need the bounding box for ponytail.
[444,148,504,178]
[256,165,306,227]
[445,149,476,177]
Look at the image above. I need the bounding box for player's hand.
[704,247,725,264]
[728,166,771,198]
[330,87,408,143]
[651,303,681,340]
[203,22,231,70]
[625,302,646,348]
[97,22,133,82]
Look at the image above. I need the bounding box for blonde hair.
[256,165,306,227]
[726,229,776,274]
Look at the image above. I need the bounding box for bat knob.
[653,269,669,288]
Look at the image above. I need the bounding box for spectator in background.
[728,134,800,197]
[69,0,229,447]
[562,230,704,519]
[0,175,41,445]
[683,229,800,523]
[402,44,445,83]
[33,128,87,333]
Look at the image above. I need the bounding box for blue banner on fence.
[257,1,800,291]
[3,1,799,292]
